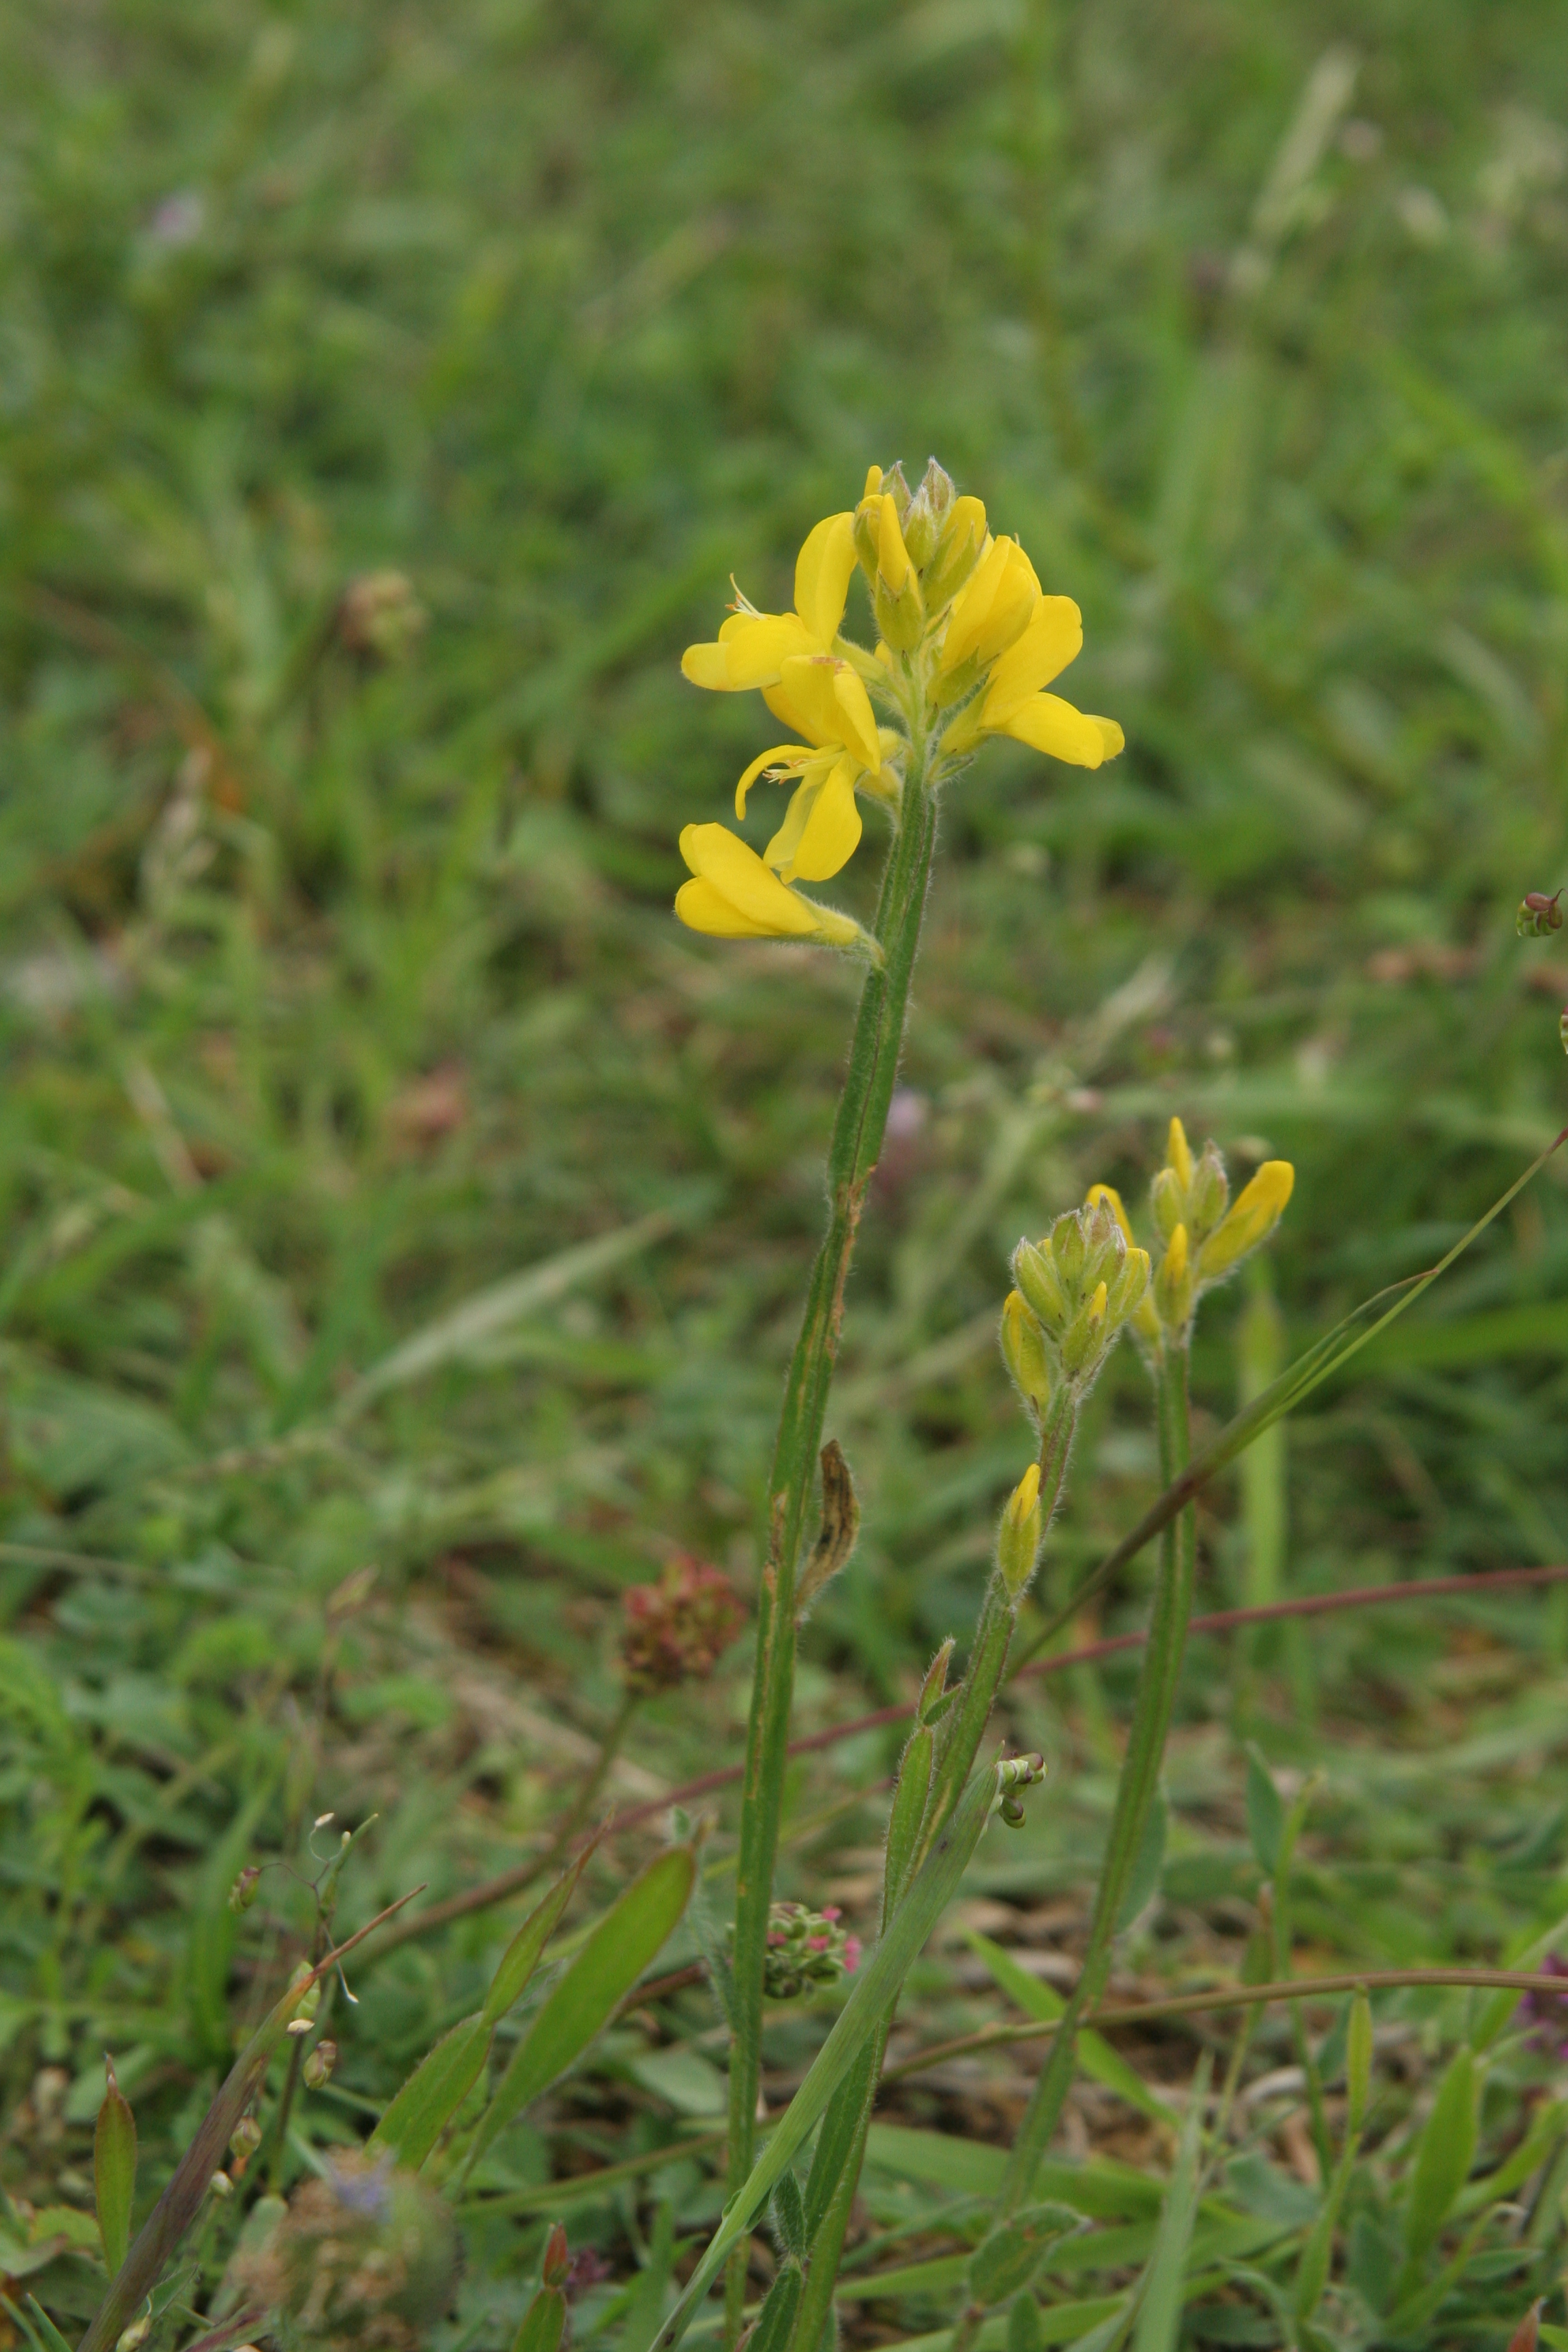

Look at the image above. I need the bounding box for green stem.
[995,1343,1196,2221]
[724,743,939,2347]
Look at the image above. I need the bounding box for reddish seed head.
[620,1555,745,1694]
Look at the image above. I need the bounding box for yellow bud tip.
[1165,1224,1188,1281]
[1085,1181,1134,1247]
[1244,1160,1294,1218]
[1013,1462,1041,1513]
[1088,1279,1107,1325]
[1166,1117,1193,1191]
[862,464,883,500]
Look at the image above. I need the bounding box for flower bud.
[1049,1211,1088,1288]
[1107,1247,1152,1324]
[902,458,956,567]
[209,2168,233,2200]
[1518,890,1563,937]
[1195,1161,1294,1285]
[1150,1165,1185,1241]
[747,1901,860,1999]
[117,2322,152,2352]
[1060,1281,1108,1381]
[1165,1116,1194,1192]
[1000,1290,1052,1424]
[1187,1143,1229,1238]
[542,2223,572,2291]
[228,1865,262,1914]
[873,497,926,651]
[922,495,989,614]
[303,2038,338,2089]
[1155,1223,1192,1333]
[998,1464,1043,1599]
[1013,1238,1068,1333]
[231,2114,263,2159]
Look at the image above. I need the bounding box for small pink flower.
[843,1938,862,1973]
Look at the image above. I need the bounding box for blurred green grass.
[5,0,1568,2341]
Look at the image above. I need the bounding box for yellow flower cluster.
[1089,1120,1295,1351]
[674,460,1124,947]
[1002,1195,1152,1428]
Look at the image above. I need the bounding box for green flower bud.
[1154,1224,1193,1334]
[997,1465,1043,1599]
[1518,890,1563,937]
[1107,1247,1152,1324]
[1000,1289,1053,1423]
[1049,1210,1088,1287]
[1151,1165,1185,1241]
[1061,1279,1109,1380]
[1187,1142,1229,1238]
[1013,1238,1068,1333]
[923,495,989,613]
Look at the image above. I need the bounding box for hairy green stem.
[994,1343,1195,2224]
[724,743,939,2346]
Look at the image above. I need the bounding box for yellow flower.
[732,653,898,883]
[674,823,864,948]
[681,513,858,691]
[1197,1162,1295,1284]
[939,536,1042,676]
[945,584,1123,769]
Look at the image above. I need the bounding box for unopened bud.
[542,2222,571,2290]
[1155,1223,1192,1333]
[209,2168,233,2200]
[1107,1248,1152,1324]
[1187,1143,1229,1238]
[117,2322,152,2352]
[1049,1211,1088,1287]
[1195,1161,1294,1285]
[1151,1164,1185,1241]
[902,458,956,567]
[997,1465,1043,1599]
[1000,1289,1052,1424]
[303,2038,338,2089]
[227,1865,262,1914]
[1061,1280,1109,1380]
[873,498,925,651]
[230,2114,263,2158]
[1518,890,1563,937]
[1165,1116,1194,1192]
[1013,1238,1068,1333]
[922,495,989,614]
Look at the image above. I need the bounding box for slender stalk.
[995,1343,1195,2221]
[724,741,939,2345]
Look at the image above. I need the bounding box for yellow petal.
[677,823,821,936]
[862,463,883,500]
[980,597,1084,724]
[777,653,881,769]
[999,692,1114,767]
[734,742,811,819]
[770,753,864,882]
[674,877,788,937]
[710,612,814,690]
[938,536,1008,672]
[681,640,734,690]
[1090,716,1124,759]
[794,512,857,648]
[1166,1119,1193,1190]
[1085,1182,1135,1249]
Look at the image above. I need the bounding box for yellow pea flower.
[945,587,1123,769]
[674,823,865,949]
[938,536,1042,676]
[681,512,859,691]
[730,653,899,883]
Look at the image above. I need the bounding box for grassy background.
[5,0,1568,2344]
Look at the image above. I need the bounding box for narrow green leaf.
[1007,2291,1043,2352]
[968,2206,1078,2306]
[482,1848,592,2029]
[1114,1788,1166,1933]
[1130,2053,1209,2352]
[964,1933,1170,2127]
[621,2202,676,2352]
[93,2060,137,2278]
[1403,2047,1477,2262]
[1243,1748,1284,1877]
[472,1842,695,2163]
[369,2013,493,2170]
[22,2301,75,2352]
[746,2261,802,2352]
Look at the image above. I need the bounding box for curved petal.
[1000,692,1115,768]
[766,755,864,883]
[777,653,881,768]
[720,612,815,689]
[677,823,821,935]
[681,640,734,690]
[938,536,1008,673]
[734,742,811,819]
[967,541,1039,668]
[675,877,785,937]
[981,597,1084,723]
[794,513,857,647]
[1089,715,1125,760]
